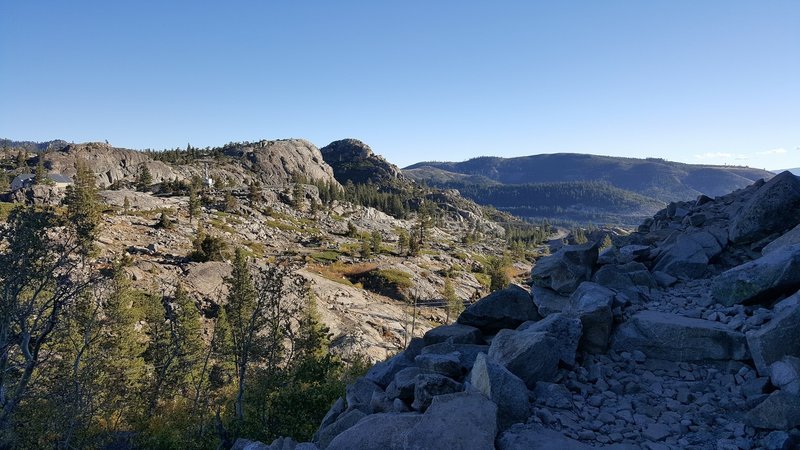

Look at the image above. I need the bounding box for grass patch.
[0,202,20,220]
[310,250,341,263]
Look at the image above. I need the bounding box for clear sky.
[1,1,798,170]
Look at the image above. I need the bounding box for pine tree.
[15,150,26,169]
[188,185,201,223]
[64,159,101,254]
[224,249,259,422]
[396,230,409,256]
[370,230,382,254]
[34,156,52,185]
[136,164,153,192]
[248,181,260,207]
[123,196,131,214]
[292,183,304,209]
[443,276,462,323]
[157,211,173,229]
[486,255,510,292]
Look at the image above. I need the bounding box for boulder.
[345,378,382,413]
[618,244,651,263]
[746,292,800,375]
[457,284,540,333]
[232,439,271,450]
[518,313,582,366]
[745,391,800,430]
[769,356,800,395]
[569,282,615,353]
[652,234,712,280]
[729,171,800,244]
[420,342,489,372]
[488,328,560,388]
[422,323,483,346]
[364,351,415,388]
[470,352,531,431]
[405,392,497,450]
[531,242,599,294]
[763,223,800,256]
[325,413,422,450]
[414,352,462,378]
[611,311,749,362]
[411,373,463,411]
[316,397,345,438]
[712,244,800,306]
[531,286,569,317]
[385,367,428,401]
[317,409,366,449]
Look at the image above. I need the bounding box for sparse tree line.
[0,165,365,449]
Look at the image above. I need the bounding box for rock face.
[711,244,800,307]
[45,142,177,188]
[531,242,599,294]
[612,311,749,361]
[404,392,497,450]
[240,139,339,186]
[457,284,540,333]
[728,171,800,244]
[320,139,404,185]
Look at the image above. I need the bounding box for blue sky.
[1,1,798,170]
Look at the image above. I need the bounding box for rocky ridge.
[241,171,800,449]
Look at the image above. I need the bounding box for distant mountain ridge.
[405,153,773,202]
[405,153,775,225]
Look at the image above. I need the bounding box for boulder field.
[237,172,800,450]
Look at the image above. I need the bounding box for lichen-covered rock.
[612,311,749,362]
[531,242,599,295]
[457,284,540,333]
[729,171,800,244]
[569,282,615,353]
[488,328,560,388]
[422,323,483,346]
[470,352,530,431]
[745,391,800,430]
[711,244,800,307]
[405,392,497,450]
[746,291,800,375]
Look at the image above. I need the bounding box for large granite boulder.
[746,291,800,375]
[531,242,599,294]
[457,284,540,333]
[325,413,422,450]
[419,341,489,372]
[422,323,483,346]
[518,313,582,366]
[410,373,463,411]
[652,231,722,280]
[569,282,615,353]
[729,171,800,244]
[405,392,497,450]
[745,391,800,430]
[612,311,749,362]
[763,223,800,256]
[531,285,569,317]
[712,244,800,307]
[470,352,531,431]
[364,351,415,388]
[316,409,366,449]
[488,328,560,388]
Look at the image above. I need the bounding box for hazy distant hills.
[781,167,800,176]
[404,153,775,225]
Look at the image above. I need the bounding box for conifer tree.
[443,276,462,323]
[188,185,201,223]
[136,164,153,192]
[64,159,101,254]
